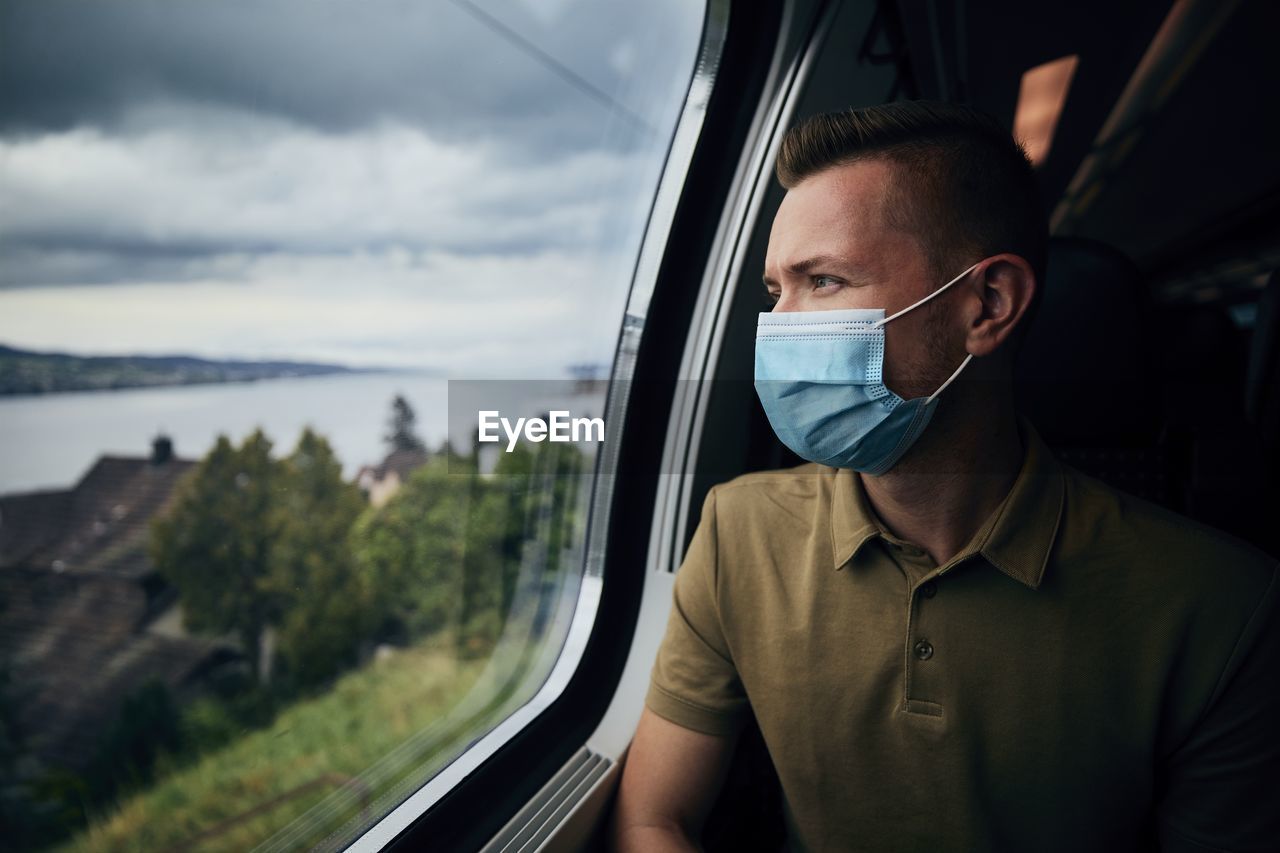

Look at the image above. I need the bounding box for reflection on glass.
[0,0,703,849]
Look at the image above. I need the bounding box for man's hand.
[609,706,740,852]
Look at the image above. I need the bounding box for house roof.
[0,450,224,770]
[375,447,429,481]
[1,454,197,578]
[0,488,72,569]
[0,566,237,769]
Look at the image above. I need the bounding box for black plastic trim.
[378,3,786,851]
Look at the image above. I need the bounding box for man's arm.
[611,484,748,850]
[1155,565,1280,852]
[609,707,740,852]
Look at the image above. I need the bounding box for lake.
[0,371,451,495]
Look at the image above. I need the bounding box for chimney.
[151,434,174,465]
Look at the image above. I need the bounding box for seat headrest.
[1152,303,1247,431]
[1014,237,1157,446]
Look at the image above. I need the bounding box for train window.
[0,1,704,850]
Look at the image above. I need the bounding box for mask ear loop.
[869,260,983,330]
[868,260,983,403]
[926,352,973,403]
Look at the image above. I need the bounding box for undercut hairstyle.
[777,101,1047,349]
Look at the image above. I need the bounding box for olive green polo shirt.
[645,420,1280,852]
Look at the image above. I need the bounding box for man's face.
[763,158,961,400]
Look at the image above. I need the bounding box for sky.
[0,0,704,376]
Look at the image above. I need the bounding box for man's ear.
[964,254,1036,357]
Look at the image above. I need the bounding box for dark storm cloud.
[0,115,656,286]
[0,0,702,290]
[0,240,261,287]
[0,0,687,155]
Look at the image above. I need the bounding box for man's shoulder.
[709,461,835,511]
[1058,463,1278,598]
[695,463,837,557]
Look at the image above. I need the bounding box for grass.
[56,560,577,852]
[60,633,492,853]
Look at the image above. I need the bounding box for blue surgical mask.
[754,262,980,474]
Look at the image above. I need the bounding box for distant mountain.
[0,344,378,395]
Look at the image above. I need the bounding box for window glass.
[0,1,704,849]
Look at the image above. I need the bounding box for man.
[609,101,1279,852]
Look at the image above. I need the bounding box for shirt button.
[913,639,934,660]
[920,581,937,599]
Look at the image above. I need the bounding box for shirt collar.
[830,417,1065,589]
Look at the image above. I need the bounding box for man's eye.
[765,290,780,305]
[814,275,841,289]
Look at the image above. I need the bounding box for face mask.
[754,261,980,475]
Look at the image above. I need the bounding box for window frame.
[651,0,844,576]
[345,1,802,849]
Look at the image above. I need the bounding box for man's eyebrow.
[762,255,861,287]
[786,255,854,275]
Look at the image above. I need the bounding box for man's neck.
[859,390,1024,567]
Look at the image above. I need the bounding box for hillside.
[61,635,492,852]
[0,344,370,395]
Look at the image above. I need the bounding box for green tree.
[151,429,283,680]
[350,453,472,644]
[456,440,586,657]
[86,679,182,798]
[384,393,426,453]
[456,469,508,658]
[349,440,587,662]
[270,428,371,687]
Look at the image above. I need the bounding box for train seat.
[1014,237,1176,508]
[1153,300,1268,548]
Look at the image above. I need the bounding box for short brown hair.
[777,101,1046,323]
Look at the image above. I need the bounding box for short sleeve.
[1155,564,1280,852]
[645,486,750,737]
